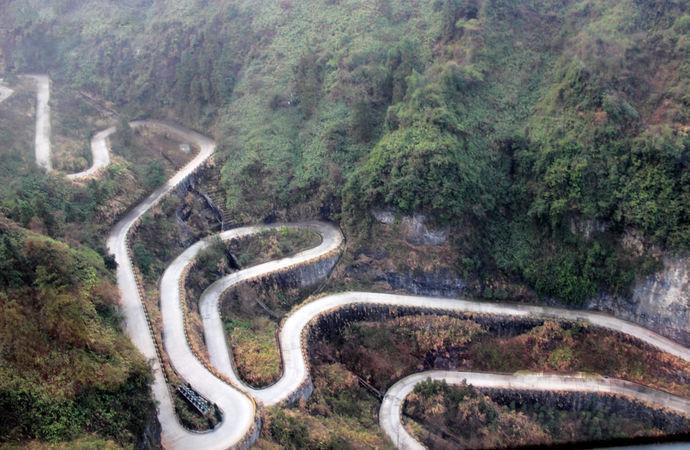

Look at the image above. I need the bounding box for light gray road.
[24,74,52,171]
[196,221,342,403]
[0,83,13,103]
[242,291,690,405]
[66,126,115,180]
[379,370,690,450]
[105,122,258,450]
[22,74,112,180]
[198,287,690,408]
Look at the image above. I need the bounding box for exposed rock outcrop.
[136,408,162,450]
[372,210,448,245]
[381,269,465,297]
[589,256,690,346]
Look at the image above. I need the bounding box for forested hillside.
[3,0,687,306]
[0,218,157,447]
[0,2,689,446]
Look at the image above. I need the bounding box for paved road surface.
[195,221,342,403]
[22,74,112,179]
[106,122,258,450]
[0,83,13,103]
[10,74,689,450]
[66,126,114,180]
[195,283,690,407]
[379,370,690,450]
[24,74,52,171]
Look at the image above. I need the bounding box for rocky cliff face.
[369,210,690,346]
[372,210,448,245]
[589,256,690,346]
[380,269,465,297]
[136,407,162,450]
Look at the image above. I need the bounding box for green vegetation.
[3,0,687,305]
[406,379,549,448]
[228,228,321,268]
[258,363,389,449]
[224,317,281,387]
[0,218,155,446]
[0,80,196,446]
[0,0,689,446]
[327,315,690,398]
[405,379,690,448]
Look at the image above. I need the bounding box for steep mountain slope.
[0,217,157,447]
[2,0,686,307]
[0,1,688,446]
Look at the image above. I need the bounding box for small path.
[22,74,112,180]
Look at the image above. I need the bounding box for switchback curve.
[166,225,690,449]
[104,122,249,450]
[23,74,113,180]
[7,74,688,450]
[379,370,690,450]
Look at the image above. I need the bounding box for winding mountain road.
[168,230,690,449]
[6,74,690,449]
[23,74,112,179]
[196,221,342,403]
[103,122,254,450]
[380,371,690,450]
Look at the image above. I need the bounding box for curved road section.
[380,370,690,450]
[9,75,689,449]
[196,221,342,404]
[22,74,112,180]
[165,219,690,448]
[105,122,258,450]
[196,284,690,407]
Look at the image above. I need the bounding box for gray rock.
[372,210,448,245]
[589,256,690,346]
[372,210,395,224]
[381,269,465,297]
[400,214,448,246]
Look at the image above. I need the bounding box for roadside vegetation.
[221,228,321,387]
[4,0,688,306]
[0,218,156,447]
[405,379,690,449]
[326,314,690,398]
[256,363,390,449]
[0,87,197,252]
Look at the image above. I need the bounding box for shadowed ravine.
[6,75,690,450]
